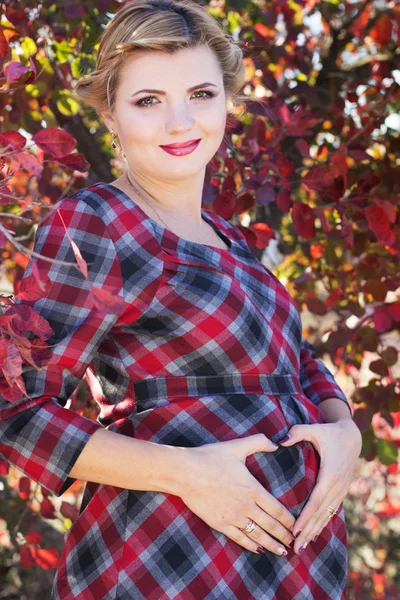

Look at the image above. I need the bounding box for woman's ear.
[100,110,115,133]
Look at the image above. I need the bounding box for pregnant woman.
[0,1,362,598]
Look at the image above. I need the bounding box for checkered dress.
[0,182,352,599]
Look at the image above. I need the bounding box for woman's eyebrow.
[131,82,218,97]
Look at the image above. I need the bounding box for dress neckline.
[101,182,236,253]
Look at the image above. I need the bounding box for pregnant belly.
[107,392,323,518]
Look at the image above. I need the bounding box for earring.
[110,130,117,150]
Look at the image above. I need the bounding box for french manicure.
[278,546,288,556]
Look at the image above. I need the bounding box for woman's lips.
[160,139,201,156]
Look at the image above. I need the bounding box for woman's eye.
[135,89,215,108]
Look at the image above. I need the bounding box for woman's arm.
[318,397,354,423]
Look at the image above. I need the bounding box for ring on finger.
[240,519,257,535]
[326,504,339,519]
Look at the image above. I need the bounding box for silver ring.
[241,519,256,535]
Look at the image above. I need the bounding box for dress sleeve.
[299,337,352,415]
[0,197,124,497]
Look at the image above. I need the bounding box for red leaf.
[0,374,26,402]
[41,486,50,498]
[236,225,258,248]
[0,28,8,61]
[4,61,30,84]
[25,531,43,545]
[374,306,392,333]
[0,304,54,340]
[306,298,327,316]
[53,152,90,172]
[19,476,31,499]
[60,500,79,522]
[291,202,316,239]
[213,191,236,221]
[32,128,76,158]
[276,189,292,212]
[0,131,26,151]
[235,193,254,215]
[249,222,275,250]
[89,285,126,314]
[0,339,23,382]
[15,272,52,301]
[366,205,395,246]
[32,547,59,570]
[0,186,15,205]
[56,209,88,278]
[40,497,56,519]
[295,139,310,157]
[302,166,335,192]
[341,215,354,249]
[11,151,43,177]
[387,302,400,322]
[370,13,393,46]
[19,545,36,568]
[375,199,396,224]
[0,458,10,476]
[275,154,295,178]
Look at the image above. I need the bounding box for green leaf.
[54,90,80,116]
[53,40,74,64]
[20,37,37,59]
[376,439,399,466]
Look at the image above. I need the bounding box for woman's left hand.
[278,418,362,555]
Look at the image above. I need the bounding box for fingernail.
[278,547,288,556]
[313,534,318,542]
[279,434,291,444]
[294,530,302,538]
[298,544,304,555]
[256,546,265,554]
[288,539,294,547]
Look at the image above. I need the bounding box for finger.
[233,521,289,557]
[277,424,318,446]
[291,473,342,546]
[222,524,267,555]
[249,505,295,549]
[225,525,287,556]
[294,490,344,554]
[309,494,346,545]
[254,485,296,531]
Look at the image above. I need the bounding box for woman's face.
[104,45,229,182]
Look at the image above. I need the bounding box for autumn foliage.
[0,0,399,597]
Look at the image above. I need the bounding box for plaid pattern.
[0,182,351,599]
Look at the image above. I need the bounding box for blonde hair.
[73,0,263,119]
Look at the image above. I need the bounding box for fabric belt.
[133,373,303,403]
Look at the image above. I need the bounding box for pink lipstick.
[160,139,201,156]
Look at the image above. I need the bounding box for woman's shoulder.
[49,181,161,245]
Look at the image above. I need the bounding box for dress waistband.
[133,373,303,402]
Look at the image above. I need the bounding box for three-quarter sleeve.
[299,337,352,415]
[0,197,124,497]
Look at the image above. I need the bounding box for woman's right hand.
[176,433,296,556]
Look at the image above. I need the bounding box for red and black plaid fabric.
[0,182,352,599]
